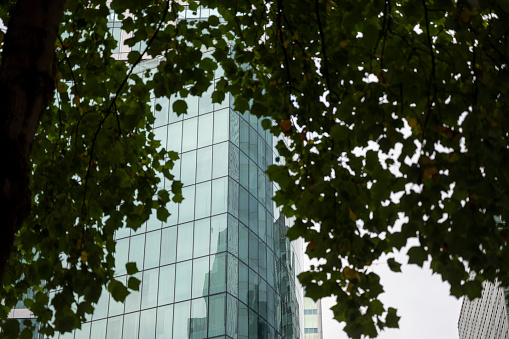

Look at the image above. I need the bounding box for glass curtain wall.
[53,6,303,339]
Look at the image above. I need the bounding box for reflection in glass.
[211,177,228,215]
[213,109,229,143]
[195,181,211,219]
[180,150,197,186]
[190,297,208,338]
[90,319,106,339]
[198,114,213,147]
[209,253,226,294]
[182,117,198,152]
[141,268,158,309]
[193,218,210,258]
[213,142,229,179]
[210,214,227,254]
[173,301,191,338]
[208,293,226,337]
[106,316,123,339]
[196,146,212,182]
[178,185,195,223]
[144,230,161,270]
[192,256,209,298]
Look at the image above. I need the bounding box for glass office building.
[52,7,305,338]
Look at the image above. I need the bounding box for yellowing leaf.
[343,267,361,281]
[349,208,356,221]
[81,251,89,263]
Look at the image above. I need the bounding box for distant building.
[303,297,323,339]
[458,279,509,339]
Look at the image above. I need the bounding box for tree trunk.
[0,0,66,284]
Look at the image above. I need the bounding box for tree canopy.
[0,0,508,338]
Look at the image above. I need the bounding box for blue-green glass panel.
[114,238,129,276]
[173,301,191,338]
[139,308,156,339]
[239,261,248,305]
[125,272,142,313]
[248,230,258,272]
[227,254,238,297]
[144,230,161,270]
[267,249,275,288]
[141,268,158,309]
[228,178,239,219]
[156,304,173,339]
[193,218,210,258]
[258,167,266,205]
[90,319,106,339]
[195,181,211,219]
[106,315,123,339]
[229,109,239,147]
[239,187,248,227]
[182,117,198,153]
[259,279,268,320]
[212,142,228,179]
[158,264,175,305]
[210,214,227,254]
[93,286,108,320]
[123,311,140,339]
[258,136,266,168]
[160,226,177,265]
[249,126,257,161]
[227,214,239,256]
[147,211,162,232]
[249,269,259,312]
[209,253,226,294]
[129,234,145,270]
[258,203,266,243]
[196,146,212,182]
[154,97,169,127]
[227,294,238,338]
[259,239,267,281]
[240,152,249,189]
[192,256,209,298]
[211,177,228,215]
[239,222,248,264]
[267,286,275,328]
[190,297,208,339]
[238,301,249,339]
[186,94,199,118]
[109,276,126,317]
[248,158,257,196]
[75,322,91,339]
[213,109,229,143]
[239,118,249,155]
[229,142,240,181]
[248,194,257,233]
[180,150,197,187]
[177,222,194,262]
[208,293,226,337]
[248,309,258,339]
[199,85,213,115]
[175,261,192,304]
[178,185,195,223]
[198,113,213,147]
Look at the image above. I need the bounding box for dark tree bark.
[0,0,66,283]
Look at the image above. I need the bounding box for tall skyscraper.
[303,297,323,339]
[50,6,304,339]
[458,279,509,339]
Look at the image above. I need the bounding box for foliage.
[0,0,508,338]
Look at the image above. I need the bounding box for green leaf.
[125,262,138,275]
[128,276,141,291]
[387,258,402,272]
[172,100,188,115]
[108,279,129,302]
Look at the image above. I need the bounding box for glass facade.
[303,298,323,339]
[42,7,304,338]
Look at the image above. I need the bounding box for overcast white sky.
[306,244,463,339]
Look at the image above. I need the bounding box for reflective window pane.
[182,117,198,152]
[192,256,209,298]
[139,308,156,339]
[180,151,197,187]
[106,316,123,339]
[208,293,226,337]
[210,214,227,254]
[141,268,158,309]
[173,301,191,338]
[212,142,229,179]
[175,261,192,302]
[213,109,229,143]
[179,185,195,223]
[160,227,177,266]
[195,181,211,219]
[123,311,140,339]
[190,297,208,339]
[209,253,226,294]
[193,218,210,258]
[90,319,106,339]
[129,235,145,270]
[158,264,175,305]
[177,222,193,262]
[211,177,228,215]
[144,230,161,270]
[198,114,213,147]
[156,304,173,339]
[196,146,212,183]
